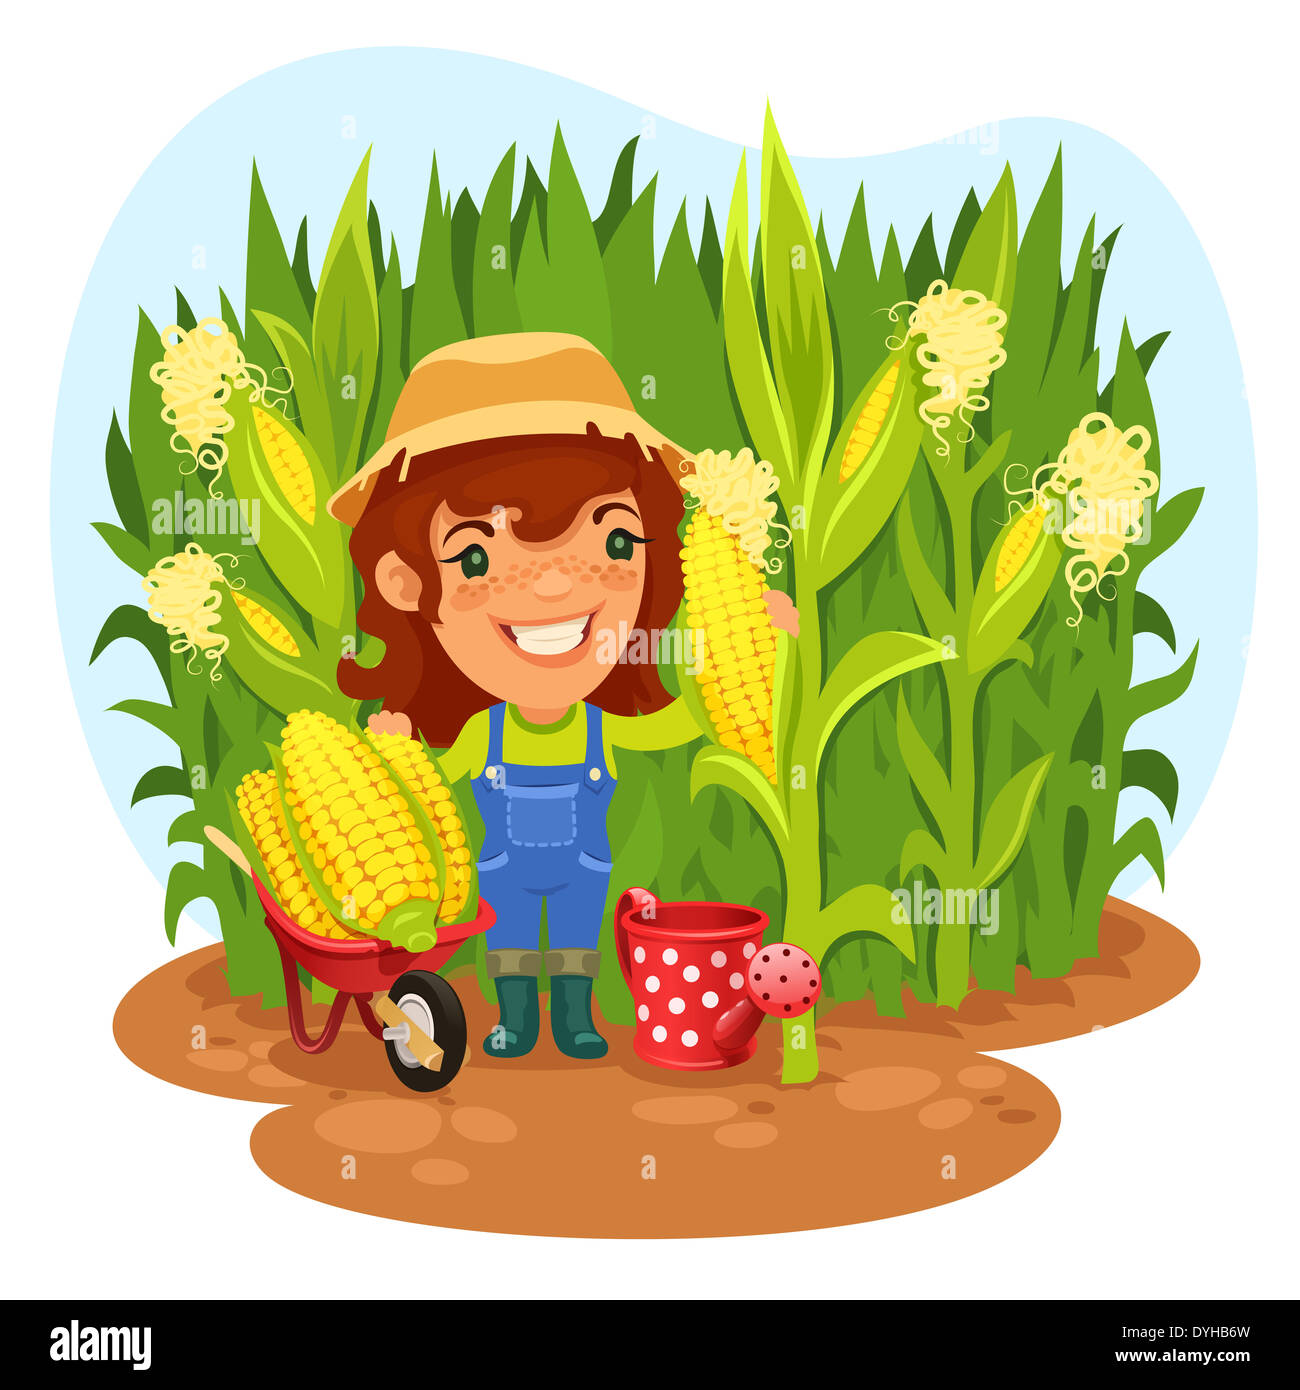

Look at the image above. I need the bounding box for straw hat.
[327,332,690,527]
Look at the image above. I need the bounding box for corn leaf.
[815,630,951,766]
[1133,591,1177,651]
[166,808,208,846]
[689,746,788,851]
[1144,487,1205,565]
[364,237,406,458]
[472,146,522,335]
[91,603,173,694]
[92,522,154,577]
[900,826,948,880]
[897,495,956,635]
[1121,747,1179,819]
[897,692,952,824]
[312,151,380,481]
[132,764,191,806]
[759,108,834,476]
[1112,816,1166,888]
[973,752,1053,890]
[254,311,334,461]
[409,153,466,361]
[593,136,638,251]
[993,150,1061,438]
[722,153,792,476]
[164,859,212,945]
[810,883,915,967]
[953,163,1017,312]
[104,413,146,542]
[244,163,311,381]
[771,632,800,793]
[111,698,185,747]
[1129,643,1199,724]
[514,126,611,352]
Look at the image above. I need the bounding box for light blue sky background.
[52,49,1255,936]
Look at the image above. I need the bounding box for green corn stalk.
[677,111,950,1083]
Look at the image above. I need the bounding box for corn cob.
[236,770,364,939]
[252,406,316,523]
[280,711,440,936]
[368,731,473,920]
[839,359,901,481]
[994,499,1051,591]
[681,508,778,785]
[230,590,301,655]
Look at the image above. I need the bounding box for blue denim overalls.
[471,702,615,951]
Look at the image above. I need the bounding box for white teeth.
[508,617,588,655]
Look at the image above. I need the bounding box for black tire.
[383,970,467,1092]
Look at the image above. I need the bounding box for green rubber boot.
[546,949,608,1060]
[482,950,541,1058]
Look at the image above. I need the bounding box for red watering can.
[614,888,821,1071]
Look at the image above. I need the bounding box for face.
[375,489,649,711]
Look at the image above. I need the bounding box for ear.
[374,550,423,612]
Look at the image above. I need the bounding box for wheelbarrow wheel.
[383,971,467,1093]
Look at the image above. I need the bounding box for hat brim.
[327,401,691,527]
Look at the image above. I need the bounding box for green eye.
[459,545,489,579]
[605,527,643,562]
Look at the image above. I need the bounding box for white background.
[2,0,1296,1300]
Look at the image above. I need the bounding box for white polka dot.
[682,964,700,983]
[710,950,727,968]
[652,1025,667,1043]
[729,972,744,990]
[702,991,719,1008]
[662,947,678,965]
[637,1004,649,1022]
[645,975,660,993]
[668,997,685,1015]
[633,946,645,964]
[742,942,757,959]
[682,1030,699,1048]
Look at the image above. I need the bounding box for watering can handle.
[614,887,659,986]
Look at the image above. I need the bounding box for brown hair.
[338,428,685,747]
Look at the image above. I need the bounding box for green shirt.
[435,698,702,783]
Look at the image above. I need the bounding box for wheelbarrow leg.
[276,942,352,1054]
[353,994,386,1042]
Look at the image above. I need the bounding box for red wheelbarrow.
[206,826,494,1092]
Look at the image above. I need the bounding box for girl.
[328,333,796,1060]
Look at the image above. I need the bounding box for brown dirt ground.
[113,897,1195,1238]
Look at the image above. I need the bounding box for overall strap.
[485,702,507,772]
[582,703,608,780]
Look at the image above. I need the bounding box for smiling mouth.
[499,611,596,658]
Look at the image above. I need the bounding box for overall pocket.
[504,783,579,848]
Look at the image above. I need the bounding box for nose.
[531,562,574,601]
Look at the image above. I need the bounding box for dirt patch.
[821,897,1198,1049]
[112,897,1192,1237]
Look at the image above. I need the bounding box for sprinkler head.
[713,941,820,1053]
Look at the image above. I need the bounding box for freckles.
[599,563,640,592]
[449,582,492,610]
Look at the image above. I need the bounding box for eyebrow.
[592,502,642,525]
[439,519,496,552]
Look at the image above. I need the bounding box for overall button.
[485,765,498,780]
[589,768,601,782]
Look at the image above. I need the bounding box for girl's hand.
[368,709,413,738]
[764,590,800,637]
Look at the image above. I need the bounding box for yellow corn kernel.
[995,500,1051,591]
[680,509,777,784]
[230,592,300,657]
[839,359,901,481]
[252,405,316,524]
